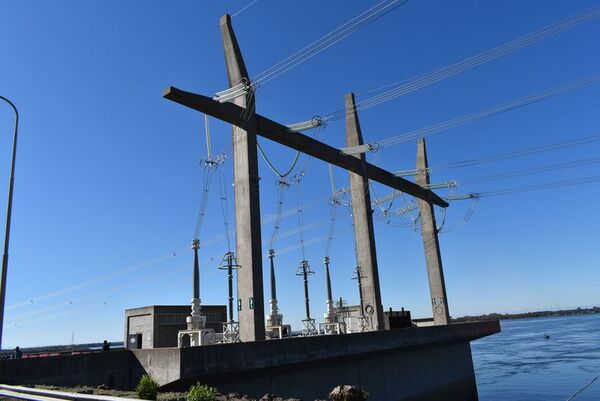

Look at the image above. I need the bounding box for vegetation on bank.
[452,306,600,323]
[136,375,159,400]
[33,383,369,401]
[187,383,218,401]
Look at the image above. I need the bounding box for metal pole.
[302,260,311,320]
[324,256,333,303]
[268,249,276,302]
[192,239,200,300]
[227,252,234,322]
[356,266,365,317]
[0,95,19,350]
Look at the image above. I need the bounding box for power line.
[5,250,184,311]
[258,143,301,178]
[268,179,291,250]
[432,132,600,171]
[477,174,600,198]
[341,74,600,154]
[251,0,410,87]
[322,4,600,122]
[295,177,308,261]
[4,263,190,324]
[460,156,600,185]
[566,372,600,401]
[231,0,260,18]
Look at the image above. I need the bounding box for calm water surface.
[472,314,600,401]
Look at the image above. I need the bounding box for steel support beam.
[163,87,448,208]
[220,14,265,341]
[415,138,450,325]
[345,93,384,331]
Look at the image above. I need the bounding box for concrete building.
[124,305,226,349]
[332,302,412,333]
[332,303,365,333]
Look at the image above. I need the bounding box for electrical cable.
[231,0,260,18]
[324,164,339,258]
[566,372,600,400]
[341,74,600,154]
[322,4,600,122]
[295,176,308,261]
[432,132,600,171]
[218,167,233,252]
[258,142,301,178]
[476,174,600,197]
[460,156,600,186]
[252,0,410,87]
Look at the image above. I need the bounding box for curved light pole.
[0,96,19,350]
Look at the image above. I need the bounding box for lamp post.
[0,96,19,349]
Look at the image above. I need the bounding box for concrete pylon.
[415,138,450,325]
[345,93,384,331]
[220,14,265,341]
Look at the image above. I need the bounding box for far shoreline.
[452,306,600,323]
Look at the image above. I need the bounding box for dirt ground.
[9,385,316,401]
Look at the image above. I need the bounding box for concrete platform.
[0,321,500,401]
[136,320,499,400]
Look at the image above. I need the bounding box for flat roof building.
[124,305,226,349]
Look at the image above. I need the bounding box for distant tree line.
[451,306,600,323]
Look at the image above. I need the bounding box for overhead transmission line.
[219,4,600,133]
[441,173,600,201]
[217,167,233,252]
[231,0,260,18]
[215,0,410,106]
[322,4,600,123]
[460,156,600,186]
[268,178,291,251]
[324,164,343,258]
[12,187,318,314]
[10,216,329,327]
[431,131,600,171]
[194,115,226,242]
[382,154,600,229]
[5,263,191,325]
[252,0,409,87]
[566,372,600,401]
[341,74,600,154]
[5,250,183,311]
[474,174,600,198]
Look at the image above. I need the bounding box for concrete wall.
[138,321,500,401]
[0,350,143,390]
[199,341,477,401]
[0,321,500,401]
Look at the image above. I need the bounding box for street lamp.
[0,96,19,350]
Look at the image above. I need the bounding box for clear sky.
[0,0,599,348]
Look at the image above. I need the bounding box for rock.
[96,384,110,390]
[224,394,255,401]
[76,388,94,395]
[329,385,368,401]
[262,394,291,401]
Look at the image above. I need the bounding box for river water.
[472,314,600,401]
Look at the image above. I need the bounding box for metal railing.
[0,384,138,401]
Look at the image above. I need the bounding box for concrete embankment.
[0,321,500,401]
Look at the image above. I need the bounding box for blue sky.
[0,0,599,348]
